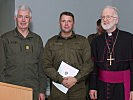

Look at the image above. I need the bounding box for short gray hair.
[102,6,119,18]
[15,5,32,17]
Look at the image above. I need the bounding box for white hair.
[15,5,32,17]
[102,6,119,18]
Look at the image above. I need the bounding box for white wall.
[112,0,133,33]
[0,0,15,35]
[15,0,112,44]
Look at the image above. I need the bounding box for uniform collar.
[14,28,34,38]
[57,31,76,40]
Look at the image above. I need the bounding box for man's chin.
[62,30,72,34]
[18,27,28,31]
[102,25,112,30]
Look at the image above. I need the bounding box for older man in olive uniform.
[0,5,46,100]
[42,12,93,100]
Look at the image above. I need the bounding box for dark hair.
[97,19,101,26]
[59,11,74,22]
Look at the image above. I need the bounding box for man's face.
[60,15,74,34]
[101,8,118,31]
[15,10,31,31]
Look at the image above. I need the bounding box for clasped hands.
[62,76,77,88]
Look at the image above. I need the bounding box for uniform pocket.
[8,42,21,55]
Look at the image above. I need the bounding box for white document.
[52,61,79,94]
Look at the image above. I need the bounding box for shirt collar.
[106,28,118,37]
[14,28,34,38]
[57,31,76,40]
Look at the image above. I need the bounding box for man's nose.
[22,16,26,21]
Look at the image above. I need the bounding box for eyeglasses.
[101,15,117,20]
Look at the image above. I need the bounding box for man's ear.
[29,17,32,23]
[115,18,119,24]
[14,16,17,21]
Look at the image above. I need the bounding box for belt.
[98,68,130,100]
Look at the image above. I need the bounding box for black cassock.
[89,28,133,100]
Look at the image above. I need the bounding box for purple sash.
[98,69,130,100]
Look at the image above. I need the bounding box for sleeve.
[130,34,133,91]
[130,61,133,91]
[88,34,94,45]
[87,35,92,44]
[75,38,94,82]
[89,38,98,90]
[38,38,47,93]
[0,37,6,82]
[42,40,63,84]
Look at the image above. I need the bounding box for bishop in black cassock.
[89,6,133,100]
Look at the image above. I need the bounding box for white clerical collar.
[108,33,112,36]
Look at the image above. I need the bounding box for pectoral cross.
[107,54,115,66]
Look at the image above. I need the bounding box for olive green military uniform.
[42,32,93,100]
[0,28,47,100]
[0,37,5,81]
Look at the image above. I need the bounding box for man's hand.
[62,77,68,87]
[62,77,77,88]
[89,90,97,100]
[130,91,133,100]
[39,93,45,100]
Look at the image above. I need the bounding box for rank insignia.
[25,45,30,50]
